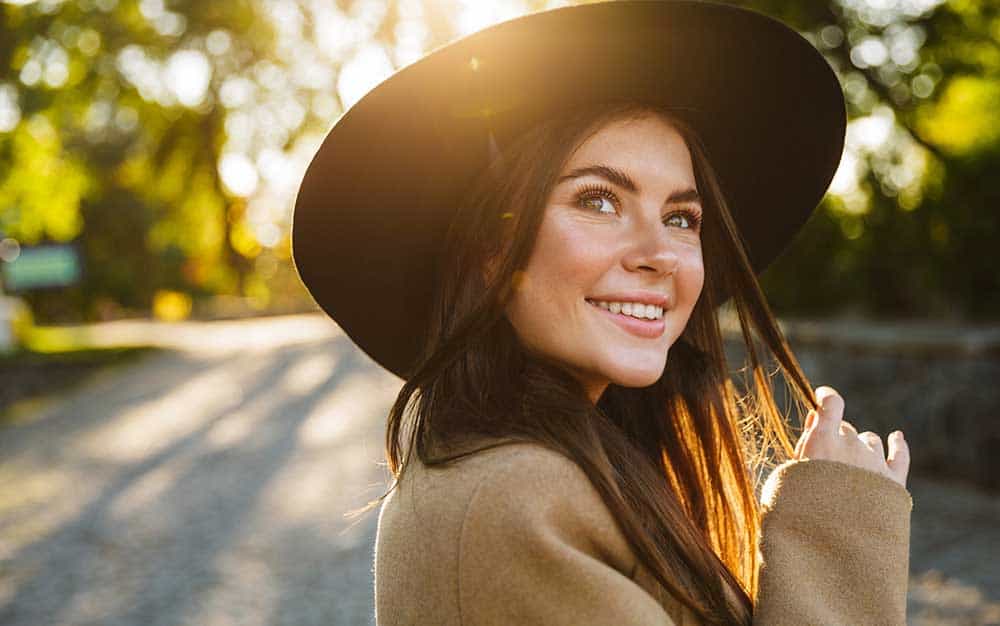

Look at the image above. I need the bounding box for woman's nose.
[621,227,680,276]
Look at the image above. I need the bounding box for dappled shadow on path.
[0,325,398,626]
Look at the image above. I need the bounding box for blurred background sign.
[0,243,81,292]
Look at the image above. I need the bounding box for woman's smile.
[584,297,668,339]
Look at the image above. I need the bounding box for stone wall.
[721,316,1000,489]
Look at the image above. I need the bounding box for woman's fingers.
[798,386,910,488]
[886,431,910,486]
[793,410,817,459]
[813,386,844,434]
[858,431,884,456]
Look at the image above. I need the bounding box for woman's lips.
[585,300,665,339]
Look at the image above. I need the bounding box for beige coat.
[374,440,912,625]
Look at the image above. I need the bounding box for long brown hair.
[353,101,821,625]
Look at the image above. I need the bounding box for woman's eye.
[665,213,688,228]
[577,189,618,215]
[664,210,703,231]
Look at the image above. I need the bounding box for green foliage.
[0,0,280,321]
[748,0,1000,321]
[0,0,997,322]
[916,76,1000,156]
[0,114,91,241]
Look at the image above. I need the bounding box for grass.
[0,329,160,424]
[18,324,116,354]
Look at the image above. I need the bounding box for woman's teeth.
[586,299,664,320]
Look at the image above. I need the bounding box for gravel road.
[0,315,996,625]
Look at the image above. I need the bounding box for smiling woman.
[372,100,806,624]
[290,2,913,625]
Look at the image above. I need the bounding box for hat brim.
[292,0,846,381]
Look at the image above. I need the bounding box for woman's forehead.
[562,115,696,189]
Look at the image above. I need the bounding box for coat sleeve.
[753,458,913,626]
[457,446,676,626]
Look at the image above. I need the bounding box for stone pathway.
[0,315,996,625]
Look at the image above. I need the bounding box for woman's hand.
[793,386,910,488]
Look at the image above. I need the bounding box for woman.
[291,2,913,624]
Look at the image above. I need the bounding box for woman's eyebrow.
[557,164,702,206]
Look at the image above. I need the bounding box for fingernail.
[816,392,831,410]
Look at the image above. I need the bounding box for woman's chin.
[606,365,666,390]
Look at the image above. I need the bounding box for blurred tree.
[0,0,288,320]
[0,0,996,322]
[745,0,999,321]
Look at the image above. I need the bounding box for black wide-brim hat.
[292,0,846,381]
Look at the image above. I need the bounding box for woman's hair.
[352,101,821,625]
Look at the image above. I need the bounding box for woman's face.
[505,114,705,403]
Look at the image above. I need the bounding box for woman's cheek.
[682,248,705,304]
[553,227,614,280]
